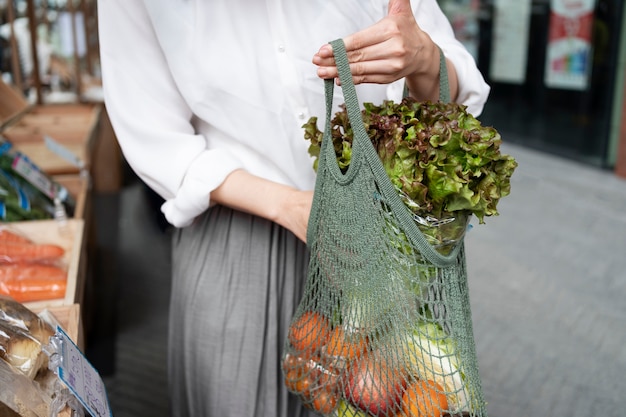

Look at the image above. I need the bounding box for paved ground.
[89,141,626,417]
[465,143,626,417]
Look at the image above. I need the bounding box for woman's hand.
[275,188,313,243]
[312,0,458,102]
[210,170,313,243]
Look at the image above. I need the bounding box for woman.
[97,0,489,416]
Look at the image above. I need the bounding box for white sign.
[52,326,113,417]
[489,0,532,84]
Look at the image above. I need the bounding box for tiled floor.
[85,142,626,417]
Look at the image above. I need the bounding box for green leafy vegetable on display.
[0,137,76,222]
[303,97,517,228]
[0,170,52,221]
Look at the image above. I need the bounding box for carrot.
[0,229,33,245]
[0,263,67,302]
[0,242,65,263]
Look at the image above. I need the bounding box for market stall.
[1,1,115,415]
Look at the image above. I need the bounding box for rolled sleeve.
[99,0,244,227]
[161,149,244,227]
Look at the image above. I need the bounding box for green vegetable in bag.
[303,98,517,234]
[399,321,472,412]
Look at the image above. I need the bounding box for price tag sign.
[44,135,85,169]
[54,326,112,417]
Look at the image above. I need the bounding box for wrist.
[267,185,297,224]
[405,38,440,102]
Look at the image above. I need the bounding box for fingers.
[312,20,400,80]
[313,36,408,83]
[312,0,420,84]
[316,58,406,85]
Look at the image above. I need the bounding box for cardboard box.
[3,219,85,310]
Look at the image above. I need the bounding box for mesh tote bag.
[282,39,488,417]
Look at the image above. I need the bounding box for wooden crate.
[0,304,83,417]
[0,81,27,129]
[35,303,82,348]
[51,175,92,316]
[1,105,101,176]
[49,303,83,417]
[3,219,85,310]
[30,304,83,417]
[53,174,91,221]
[0,78,102,177]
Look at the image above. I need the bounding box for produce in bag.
[283,39,514,417]
[0,227,67,303]
[303,97,517,255]
[0,170,52,221]
[0,137,76,221]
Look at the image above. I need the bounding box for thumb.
[387,0,413,16]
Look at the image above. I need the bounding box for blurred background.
[1,0,625,416]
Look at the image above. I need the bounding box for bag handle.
[320,38,463,266]
[322,39,450,181]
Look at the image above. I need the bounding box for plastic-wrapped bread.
[0,321,47,380]
[0,356,50,417]
[0,295,55,345]
[0,295,55,379]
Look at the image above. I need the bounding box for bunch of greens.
[303,97,517,226]
[0,137,76,221]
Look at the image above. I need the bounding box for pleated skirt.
[168,205,318,417]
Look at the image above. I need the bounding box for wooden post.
[80,0,93,75]
[25,0,43,104]
[6,0,24,91]
[67,0,83,99]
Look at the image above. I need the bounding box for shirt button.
[278,45,286,53]
[298,112,305,119]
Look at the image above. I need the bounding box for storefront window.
[441,0,624,168]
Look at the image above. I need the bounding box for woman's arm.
[99,0,247,228]
[210,170,313,243]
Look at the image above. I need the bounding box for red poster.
[545,0,596,90]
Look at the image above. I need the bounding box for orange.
[288,311,331,353]
[401,380,448,417]
[310,386,339,414]
[325,326,367,361]
[282,352,316,396]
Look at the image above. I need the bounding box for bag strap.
[322,40,451,179]
[403,47,450,102]
[319,38,463,266]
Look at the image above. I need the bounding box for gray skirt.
[168,205,318,417]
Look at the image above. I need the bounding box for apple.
[343,353,407,417]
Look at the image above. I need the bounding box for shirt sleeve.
[97,0,245,227]
[413,0,490,116]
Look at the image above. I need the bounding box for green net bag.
[282,39,495,417]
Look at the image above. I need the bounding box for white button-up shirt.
[98,0,490,227]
